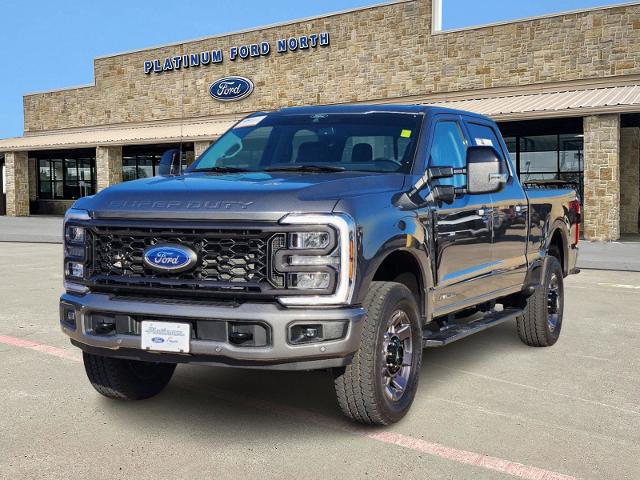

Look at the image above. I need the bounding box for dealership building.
[1,0,640,241]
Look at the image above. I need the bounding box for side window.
[466,122,510,176]
[466,122,502,152]
[429,121,467,187]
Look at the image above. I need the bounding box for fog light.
[65,262,84,278]
[290,324,323,344]
[60,304,77,329]
[65,226,85,244]
[290,272,330,290]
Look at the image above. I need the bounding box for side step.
[423,308,523,348]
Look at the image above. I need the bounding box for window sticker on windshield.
[400,129,412,138]
[475,138,494,147]
[235,116,267,129]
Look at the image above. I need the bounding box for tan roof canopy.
[2,84,640,152]
[0,117,240,152]
[427,84,640,121]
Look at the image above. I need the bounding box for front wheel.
[333,282,423,425]
[83,352,176,400]
[517,255,564,347]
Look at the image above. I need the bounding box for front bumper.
[60,292,366,370]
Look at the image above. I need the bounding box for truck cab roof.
[262,104,492,122]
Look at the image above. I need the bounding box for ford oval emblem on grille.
[209,76,254,102]
[143,244,197,273]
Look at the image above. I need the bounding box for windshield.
[190,112,423,174]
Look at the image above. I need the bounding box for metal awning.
[3,84,640,152]
[426,84,640,120]
[0,117,240,152]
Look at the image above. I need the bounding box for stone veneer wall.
[96,146,123,191]
[620,127,640,234]
[583,115,621,241]
[22,0,640,132]
[194,141,212,159]
[5,152,30,216]
[28,158,37,201]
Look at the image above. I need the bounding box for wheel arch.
[367,248,429,322]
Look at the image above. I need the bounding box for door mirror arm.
[158,149,182,176]
[394,167,465,209]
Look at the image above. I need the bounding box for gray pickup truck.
[60,105,580,425]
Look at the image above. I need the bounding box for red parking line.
[0,333,578,480]
[0,334,82,362]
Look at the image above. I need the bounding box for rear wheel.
[83,352,176,400]
[517,255,564,347]
[333,282,422,425]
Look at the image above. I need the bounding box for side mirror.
[466,146,508,194]
[158,149,182,176]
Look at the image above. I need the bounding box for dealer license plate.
[141,321,191,353]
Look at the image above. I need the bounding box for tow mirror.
[466,146,508,194]
[158,149,182,176]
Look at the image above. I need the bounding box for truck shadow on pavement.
[96,321,527,435]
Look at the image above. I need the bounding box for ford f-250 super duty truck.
[60,105,580,425]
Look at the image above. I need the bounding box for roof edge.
[434,1,640,35]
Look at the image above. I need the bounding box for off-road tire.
[83,352,176,400]
[333,282,422,425]
[517,255,564,347]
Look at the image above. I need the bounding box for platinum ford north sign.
[144,32,330,74]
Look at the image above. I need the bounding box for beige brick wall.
[5,151,30,216]
[620,127,640,234]
[583,114,621,241]
[22,0,640,132]
[96,146,123,191]
[194,141,212,159]
[28,158,37,201]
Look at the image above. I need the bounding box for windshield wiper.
[265,164,346,173]
[193,166,251,173]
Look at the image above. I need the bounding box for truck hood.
[74,171,407,221]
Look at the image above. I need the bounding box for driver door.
[426,116,496,315]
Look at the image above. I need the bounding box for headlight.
[65,225,85,244]
[289,232,331,249]
[276,213,356,306]
[63,208,90,287]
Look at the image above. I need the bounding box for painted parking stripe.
[597,282,640,289]
[0,335,82,362]
[0,334,578,480]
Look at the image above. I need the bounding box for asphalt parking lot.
[1,243,638,480]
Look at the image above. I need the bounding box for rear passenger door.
[426,115,495,315]
[464,119,528,291]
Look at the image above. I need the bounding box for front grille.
[88,225,272,292]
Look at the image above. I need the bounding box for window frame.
[35,151,96,201]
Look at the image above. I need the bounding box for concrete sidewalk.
[1,216,639,271]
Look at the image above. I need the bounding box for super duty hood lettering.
[108,200,255,210]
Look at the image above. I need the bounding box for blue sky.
[0,0,625,138]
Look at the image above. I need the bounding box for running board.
[423,308,523,347]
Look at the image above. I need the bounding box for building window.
[502,133,584,200]
[122,144,194,181]
[36,151,96,200]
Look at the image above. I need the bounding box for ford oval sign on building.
[143,244,197,273]
[209,76,254,102]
